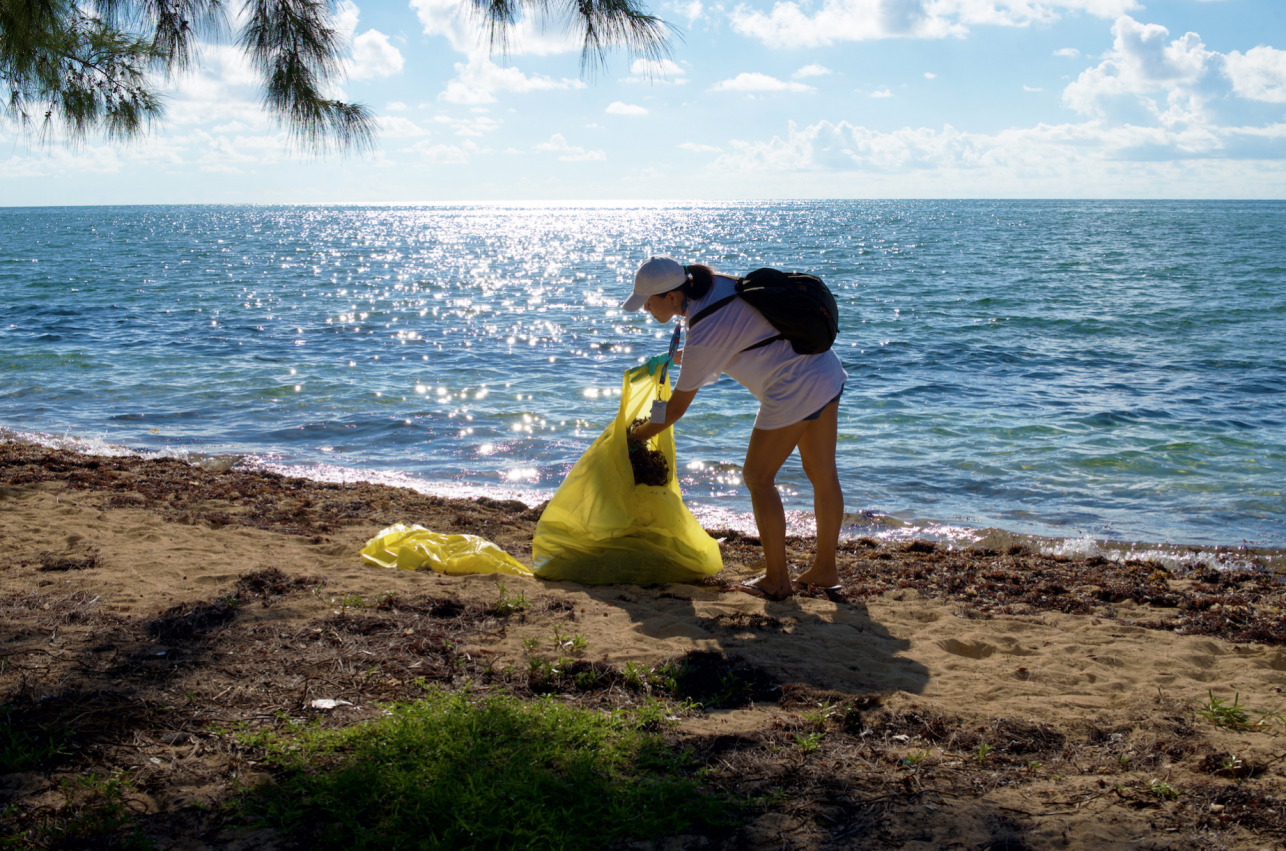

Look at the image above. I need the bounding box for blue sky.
[3,0,1285,202]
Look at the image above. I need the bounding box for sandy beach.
[2,439,1284,850]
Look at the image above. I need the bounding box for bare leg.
[739,418,810,599]
[795,399,843,588]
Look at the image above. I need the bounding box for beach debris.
[626,418,670,487]
[310,698,354,710]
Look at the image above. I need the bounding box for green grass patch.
[237,688,732,849]
[1198,691,1252,730]
[0,706,70,773]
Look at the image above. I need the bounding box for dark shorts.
[802,385,844,421]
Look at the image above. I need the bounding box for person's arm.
[633,387,697,443]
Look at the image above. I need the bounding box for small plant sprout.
[623,660,647,689]
[1254,707,1284,729]
[802,701,835,732]
[550,626,586,654]
[976,743,993,764]
[528,657,569,681]
[492,581,529,616]
[902,749,931,767]
[522,637,541,652]
[652,662,681,693]
[1149,778,1180,800]
[1198,691,1251,730]
[633,698,676,732]
[793,731,824,753]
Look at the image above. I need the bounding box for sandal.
[736,577,792,602]
[793,581,846,603]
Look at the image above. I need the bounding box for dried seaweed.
[34,548,102,572]
[626,418,670,487]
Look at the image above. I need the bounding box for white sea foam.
[3,426,1282,574]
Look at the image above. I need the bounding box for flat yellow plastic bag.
[361,523,532,576]
[532,364,722,585]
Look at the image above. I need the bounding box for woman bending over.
[623,256,847,601]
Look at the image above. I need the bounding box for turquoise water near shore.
[2,201,1283,552]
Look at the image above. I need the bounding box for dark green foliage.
[0,0,165,141]
[238,689,729,849]
[0,706,70,773]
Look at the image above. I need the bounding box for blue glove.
[644,353,671,375]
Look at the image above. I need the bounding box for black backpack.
[688,268,839,355]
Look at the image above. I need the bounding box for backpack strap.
[740,333,785,352]
[686,283,786,352]
[687,294,738,328]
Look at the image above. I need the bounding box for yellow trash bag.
[361,523,533,577]
[532,364,722,585]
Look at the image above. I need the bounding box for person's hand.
[644,353,671,375]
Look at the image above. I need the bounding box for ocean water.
[2,201,1284,556]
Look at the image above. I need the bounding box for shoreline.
[4,429,1281,575]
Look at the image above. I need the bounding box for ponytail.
[681,264,715,300]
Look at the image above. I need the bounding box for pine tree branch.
[239,0,375,153]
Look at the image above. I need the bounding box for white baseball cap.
[621,256,687,312]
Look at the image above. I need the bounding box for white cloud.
[924,72,937,79]
[710,117,1286,178]
[195,131,290,169]
[606,101,649,115]
[386,101,410,112]
[793,63,833,79]
[165,44,265,128]
[439,53,585,104]
[434,114,504,136]
[409,0,579,55]
[666,0,704,25]
[335,2,361,42]
[729,0,1141,49]
[351,30,404,79]
[0,145,125,177]
[1224,46,1286,103]
[403,138,486,163]
[377,116,429,137]
[628,58,687,79]
[679,142,723,152]
[710,73,815,93]
[336,2,404,80]
[1024,85,1043,92]
[1054,47,1081,58]
[1058,15,1286,123]
[535,133,607,161]
[869,87,893,97]
[623,166,667,182]
[409,0,490,53]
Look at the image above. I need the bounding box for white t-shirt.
[676,274,848,430]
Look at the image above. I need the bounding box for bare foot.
[736,575,792,601]
[794,567,839,588]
